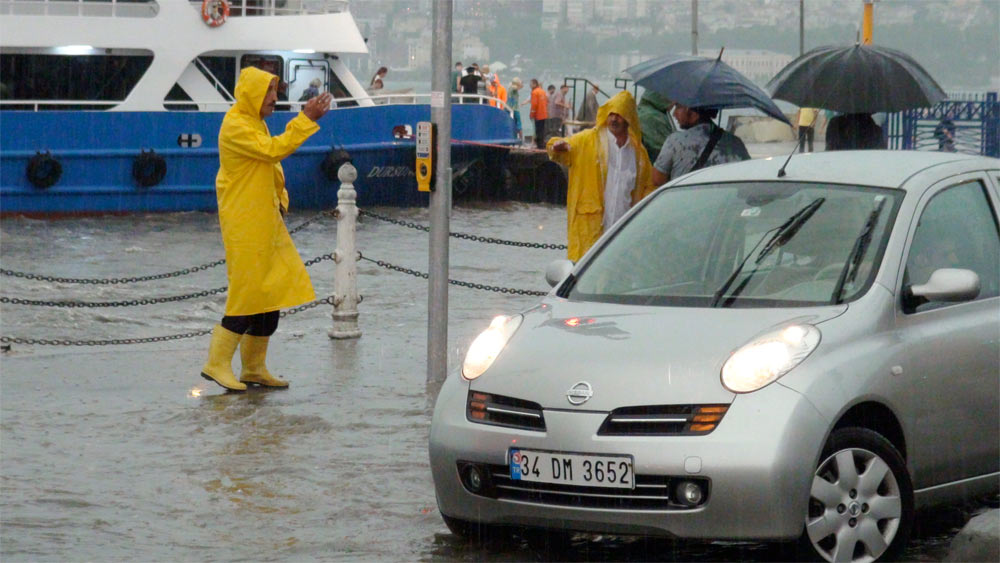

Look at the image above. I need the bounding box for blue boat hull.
[1,104,518,214]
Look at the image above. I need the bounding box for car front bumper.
[428,374,830,540]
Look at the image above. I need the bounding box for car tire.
[441,513,512,544]
[801,427,914,562]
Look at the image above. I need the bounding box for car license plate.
[509,449,634,489]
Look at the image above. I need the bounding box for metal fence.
[887,92,1000,158]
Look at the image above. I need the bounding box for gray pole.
[428,0,452,384]
[691,0,698,56]
[799,0,804,55]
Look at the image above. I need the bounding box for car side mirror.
[904,268,980,311]
[545,259,574,288]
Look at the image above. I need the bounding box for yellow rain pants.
[547,90,656,261]
[216,66,318,315]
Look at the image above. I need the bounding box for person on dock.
[199,66,332,392]
[547,90,656,261]
[577,83,600,126]
[529,79,548,149]
[651,104,749,186]
[795,107,819,153]
[508,77,523,141]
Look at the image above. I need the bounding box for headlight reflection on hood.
[462,315,523,381]
[721,325,820,393]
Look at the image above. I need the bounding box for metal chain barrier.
[0,296,335,347]
[0,211,334,285]
[0,255,335,308]
[358,254,547,297]
[358,209,567,250]
[0,260,226,285]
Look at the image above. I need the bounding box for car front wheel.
[804,427,914,562]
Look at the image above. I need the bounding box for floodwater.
[0,199,990,561]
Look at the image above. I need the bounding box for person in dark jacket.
[825,113,886,151]
[459,67,481,104]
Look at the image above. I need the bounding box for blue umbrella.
[625,52,792,125]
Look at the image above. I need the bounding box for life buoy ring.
[26,151,62,189]
[321,149,353,181]
[133,150,167,188]
[201,0,229,28]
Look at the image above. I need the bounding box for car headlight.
[721,324,820,393]
[462,314,523,381]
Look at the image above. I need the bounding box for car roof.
[672,150,1000,190]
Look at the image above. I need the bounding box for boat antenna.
[717,47,725,61]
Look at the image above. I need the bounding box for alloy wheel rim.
[806,447,902,563]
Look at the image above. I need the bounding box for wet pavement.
[0,143,991,561]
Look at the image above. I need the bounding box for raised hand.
[303,92,334,121]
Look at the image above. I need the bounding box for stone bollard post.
[329,163,362,339]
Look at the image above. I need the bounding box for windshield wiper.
[711,197,826,307]
[831,196,886,304]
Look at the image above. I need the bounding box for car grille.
[467,391,545,431]
[597,404,729,436]
[483,464,706,510]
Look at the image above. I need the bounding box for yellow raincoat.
[216,66,318,315]
[547,90,655,261]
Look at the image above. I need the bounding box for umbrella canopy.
[624,53,792,125]
[766,43,946,113]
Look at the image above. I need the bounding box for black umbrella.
[766,43,946,113]
[624,52,791,125]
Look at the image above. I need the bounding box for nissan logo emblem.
[566,381,593,405]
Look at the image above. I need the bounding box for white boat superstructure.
[0,0,371,110]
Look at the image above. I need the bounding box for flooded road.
[0,203,988,561]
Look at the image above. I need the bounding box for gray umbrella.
[624,52,792,125]
[766,43,946,113]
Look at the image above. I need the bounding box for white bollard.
[329,163,362,339]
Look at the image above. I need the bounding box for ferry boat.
[0,0,519,215]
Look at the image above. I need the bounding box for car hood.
[470,298,846,411]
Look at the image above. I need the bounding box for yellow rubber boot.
[239,334,289,388]
[200,325,247,391]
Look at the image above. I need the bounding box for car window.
[903,179,1000,313]
[568,182,901,307]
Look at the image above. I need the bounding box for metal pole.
[428,0,452,383]
[799,0,804,55]
[691,0,698,56]
[862,0,874,45]
[329,163,361,339]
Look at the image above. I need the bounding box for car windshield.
[567,182,901,307]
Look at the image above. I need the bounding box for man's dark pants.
[534,119,546,149]
[798,126,814,153]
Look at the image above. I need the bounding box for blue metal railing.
[887,92,999,158]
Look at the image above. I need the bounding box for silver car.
[429,151,1000,562]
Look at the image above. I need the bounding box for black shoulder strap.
[691,124,724,172]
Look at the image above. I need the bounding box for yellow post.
[862,0,874,44]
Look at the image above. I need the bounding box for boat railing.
[0,0,349,17]
[0,0,159,17]
[0,100,122,111]
[186,0,349,16]
[1,93,515,117]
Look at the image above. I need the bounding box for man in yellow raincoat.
[200,66,333,391]
[547,90,655,261]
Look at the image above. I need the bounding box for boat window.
[328,71,357,108]
[197,56,237,97]
[0,53,153,110]
[240,55,283,82]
